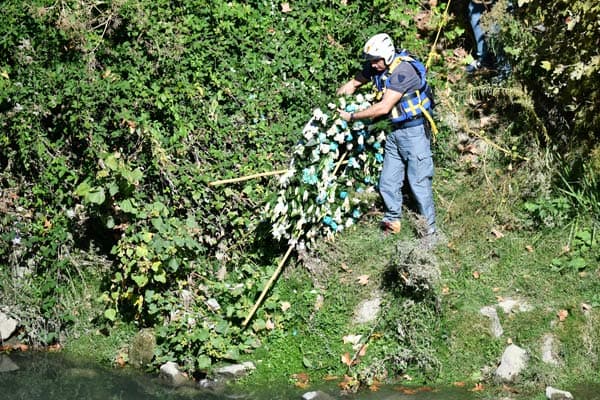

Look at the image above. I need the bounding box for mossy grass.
[238,158,600,399]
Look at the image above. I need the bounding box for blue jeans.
[378,123,436,233]
[468,1,493,60]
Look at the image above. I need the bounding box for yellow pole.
[242,244,295,327]
[209,169,289,186]
[333,151,349,176]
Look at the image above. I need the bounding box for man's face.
[370,58,387,72]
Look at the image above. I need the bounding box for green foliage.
[551,225,599,273]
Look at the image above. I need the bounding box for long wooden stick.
[242,244,295,327]
[209,169,289,186]
[333,151,349,176]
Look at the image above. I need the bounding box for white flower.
[346,143,353,151]
[303,190,309,202]
[312,108,328,125]
[273,199,288,216]
[358,135,364,145]
[295,215,307,231]
[334,207,343,223]
[303,118,319,140]
[377,131,386,142]
[345,218,354,228]
[327,102,336,110]
[356,94,365,103]
[338,97,347,110]
[272,222,289,240]
[334,131,345,143]
[319,143,331,154]
[326,125,338,137]
[278,168,295,187]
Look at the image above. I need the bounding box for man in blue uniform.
[337,33,437,238]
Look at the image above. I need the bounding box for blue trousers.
[378,123,436,233]
[469,1,493,60]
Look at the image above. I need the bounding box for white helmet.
[363,33,395,65]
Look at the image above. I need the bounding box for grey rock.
[498,297,533,314]
[353,296,381,324]
[0,355,19,372]
[159,361,188,387]
[302,390,335,400]
[495,344,528,383]
[541,334,560,365]
[480,306,504,337]
[545,386,573,400]
[198,378,226,392]
[128,328,156,368]
[214,362,256,379]
[0,312,18,340]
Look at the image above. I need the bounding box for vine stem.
[426,0,453,70]
[242,244,295,327]
[209,169,289,186]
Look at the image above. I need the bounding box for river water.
[1,352,597,399]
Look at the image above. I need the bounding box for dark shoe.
[465,60,481,74]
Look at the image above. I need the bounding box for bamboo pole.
[209,169,289,186]
[242,243,295,327]
[333,151,349,176]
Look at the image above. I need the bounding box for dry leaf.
[453,381,466,387]
[115,353,126,367]
[341,352,354,366]
[340,262,352,272]
[507,337,513,344]
[471,383,485,392]
[395,387,417,395]
[292,372,309,388]
[557,309,568,321]
[472,271,480,279]
[503,384,520,393]
[339,375,358,391]
[342,334,362,345]
[525,245,534,252]
[357,344,368,357]
[281,301,291,312]
[492,287,501,292]
[281,2,291,12]
[357,274,369,285]
[441,286,450,295]
[314,294,324,311]
[491,228,504,238]
[265,319,275,330]
[44,218,52,229]
[581,303,592,312]
[323,375,339,381]
[369,380,381,392]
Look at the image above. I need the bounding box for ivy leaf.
[104,308,117,321]
[540,60,552,71]
[197,355,211,370]
[302,356,313,368]
[132,274,148,287]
